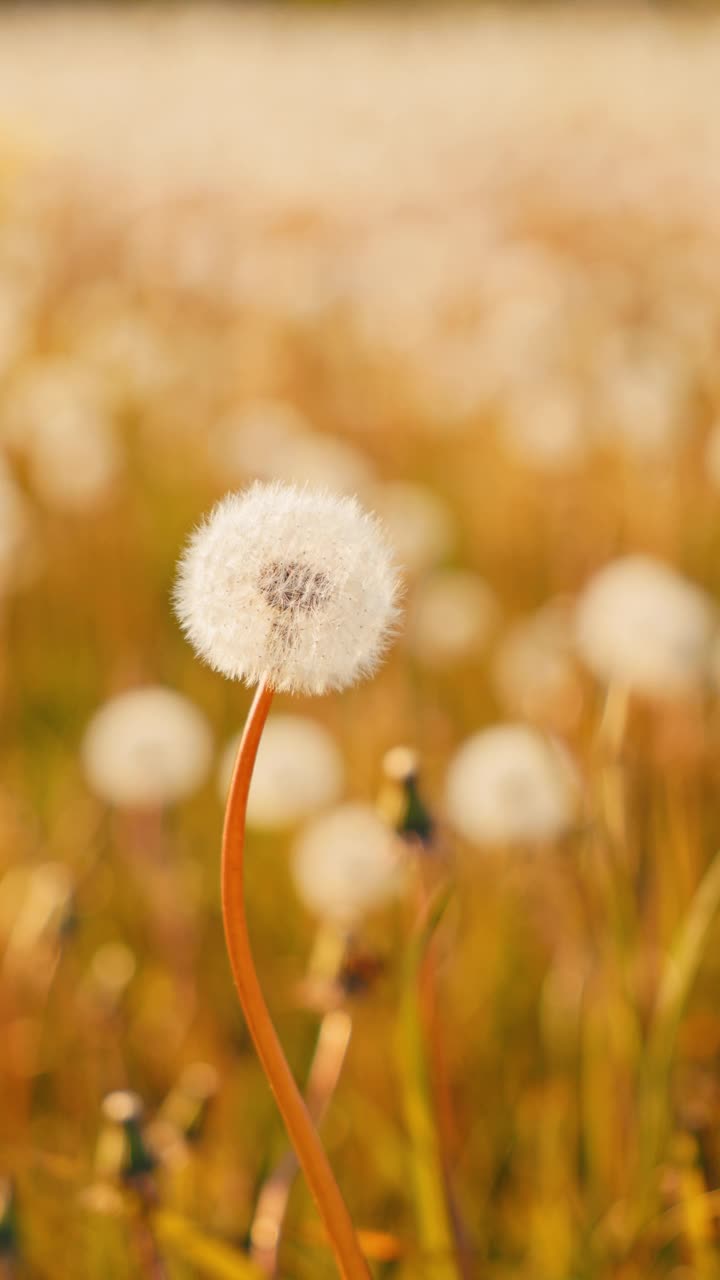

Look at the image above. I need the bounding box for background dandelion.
[81,686,213,809]
[291,804,406,926]
[444,724,581,847]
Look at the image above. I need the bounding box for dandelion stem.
[221,676,371,1280]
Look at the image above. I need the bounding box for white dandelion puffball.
[27,414,121,512]
[369,482,455,574]
[4,359,121,511]
[174,482,401,696]
[292,803,405,924]
[501,383,587,471]
[574,556,716,698]
[82,687,213,808]
[408,569,498,666]
[218,714,344,829]
[445,725,579,846]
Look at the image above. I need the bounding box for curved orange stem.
[221,676,372,1280]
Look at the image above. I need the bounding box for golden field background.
[2,5,720,1278]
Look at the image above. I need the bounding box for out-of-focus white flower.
[174,482,401,696]
[445,724,579,845]
[26,415,121,512]
[369,481,454,574]
[574,555,716,698]
[218,714,344,828]
[292,803,405,924]
[408,569,497,666]
[501,383,587,470]
[211,400,373,495]
[4,359,121,511]
[82,686,213,808]
[493,600,579,719]
[4,359,101,441]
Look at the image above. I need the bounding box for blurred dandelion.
[218,714,344,829]
[26,414,121,512]
[574,556,716,699]
[292,804,405,926]
[501,381,587,471]
[445,724,580,846]
[81,687,213,809]
[4,358,121,511]
[408,569,497,668]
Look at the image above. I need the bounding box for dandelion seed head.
[82,686,213,809]
[292,803,405,924]
[574,555,716,698]
[218,714,344,828]
[174,482,401,696]
[4,358,121,511]
[408,569,497,666]
[445,724,580,846]
[501,372,588,472]
[27,414,121,512]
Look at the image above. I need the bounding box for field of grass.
[2,6,720,1278]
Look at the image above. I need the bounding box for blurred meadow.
[3,4,720,1277]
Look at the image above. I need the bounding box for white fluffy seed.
[174,482,401,696]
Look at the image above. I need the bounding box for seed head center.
[258,559,330,614]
